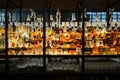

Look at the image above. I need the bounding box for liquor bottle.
[31,43,38,55]
[86,35,92,48]
[15,44,20,55]
[57,40,63,55]
[69,42,76,55]
[20,44,27,55]
[89,25,94,33]
[52,42,57,55]
[109,45,117,55]
[92,43,98,55]
[98,42,104,55]
[115,38,120,55]
[46,41,51,55]
[37,41,43,55]
[76,43,82,55]
[27,43,32,55]
[104,44,109,55]
[55,27,60,41]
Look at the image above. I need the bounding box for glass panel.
[8,9,43,55]
[45,9,82,72]
[91,12,96,22]
[118,13,120,18]
[112,12,117,22]
[9,58,44,73]
[46,9,82,55]
[85,58,120,74]
[0,9,5,73]
[118,18,120,22]
[0,10,5,55]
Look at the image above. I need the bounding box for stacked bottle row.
[0,21,120,55]
[7,22,43,55]
[46,22,120,55]
[85,24,120,55]
[46,22,82,55]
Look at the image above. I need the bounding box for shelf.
[8,55,43,58]
[85,55,120,58]
[45,55,82,58]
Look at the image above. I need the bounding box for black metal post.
[77,5,80,64]
[77,6,80,27]
[20,6,22,23]
[48,3,50,27]
[5,0,9,73]
[81,0,85,74]
[107,8,110,29]
[43,8,46,71]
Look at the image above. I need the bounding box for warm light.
[21,32,29,38]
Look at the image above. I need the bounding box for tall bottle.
[46,41,51,55]
[115,38,120,55]
[86,35,92,48]
[76,43,82,55]
[104,44,109,55]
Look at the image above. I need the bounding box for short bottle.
[92,43,98,55]
[46,42,51,55]
[110,45,116,55]
[115,38,120,55]
[76,44,82,55]
[98,42,104,55]
[104,44,109,55]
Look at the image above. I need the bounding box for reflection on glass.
[85,21,120,55]
[7,9,43,55]
[46,9,82,55]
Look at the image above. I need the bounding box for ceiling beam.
[9,0,20,8]
[110,0,120,8]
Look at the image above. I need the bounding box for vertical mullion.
[43,8,46,71]
[82,0,85,74]
[20,7,22,23]
[107,8,109,29]
[48,3,50,27]
[5,0,9,73]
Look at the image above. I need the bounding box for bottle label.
[98,47,104,55]
[46,49,51,55]
[76,47,81,54]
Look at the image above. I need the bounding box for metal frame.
[1,0,119,75]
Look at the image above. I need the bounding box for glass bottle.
[69,42,76,55]
[92,43,98,55]
[15,44,20,55]
[98,42,104,55]
[104,44,109,55]
[115,38,120,55]
[46,42,51,55]
[76,44,82,55]
[110,45,116,55]
[21,44,27,55]
[86,35,92,48]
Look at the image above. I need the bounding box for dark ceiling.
[0,0,120,9]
